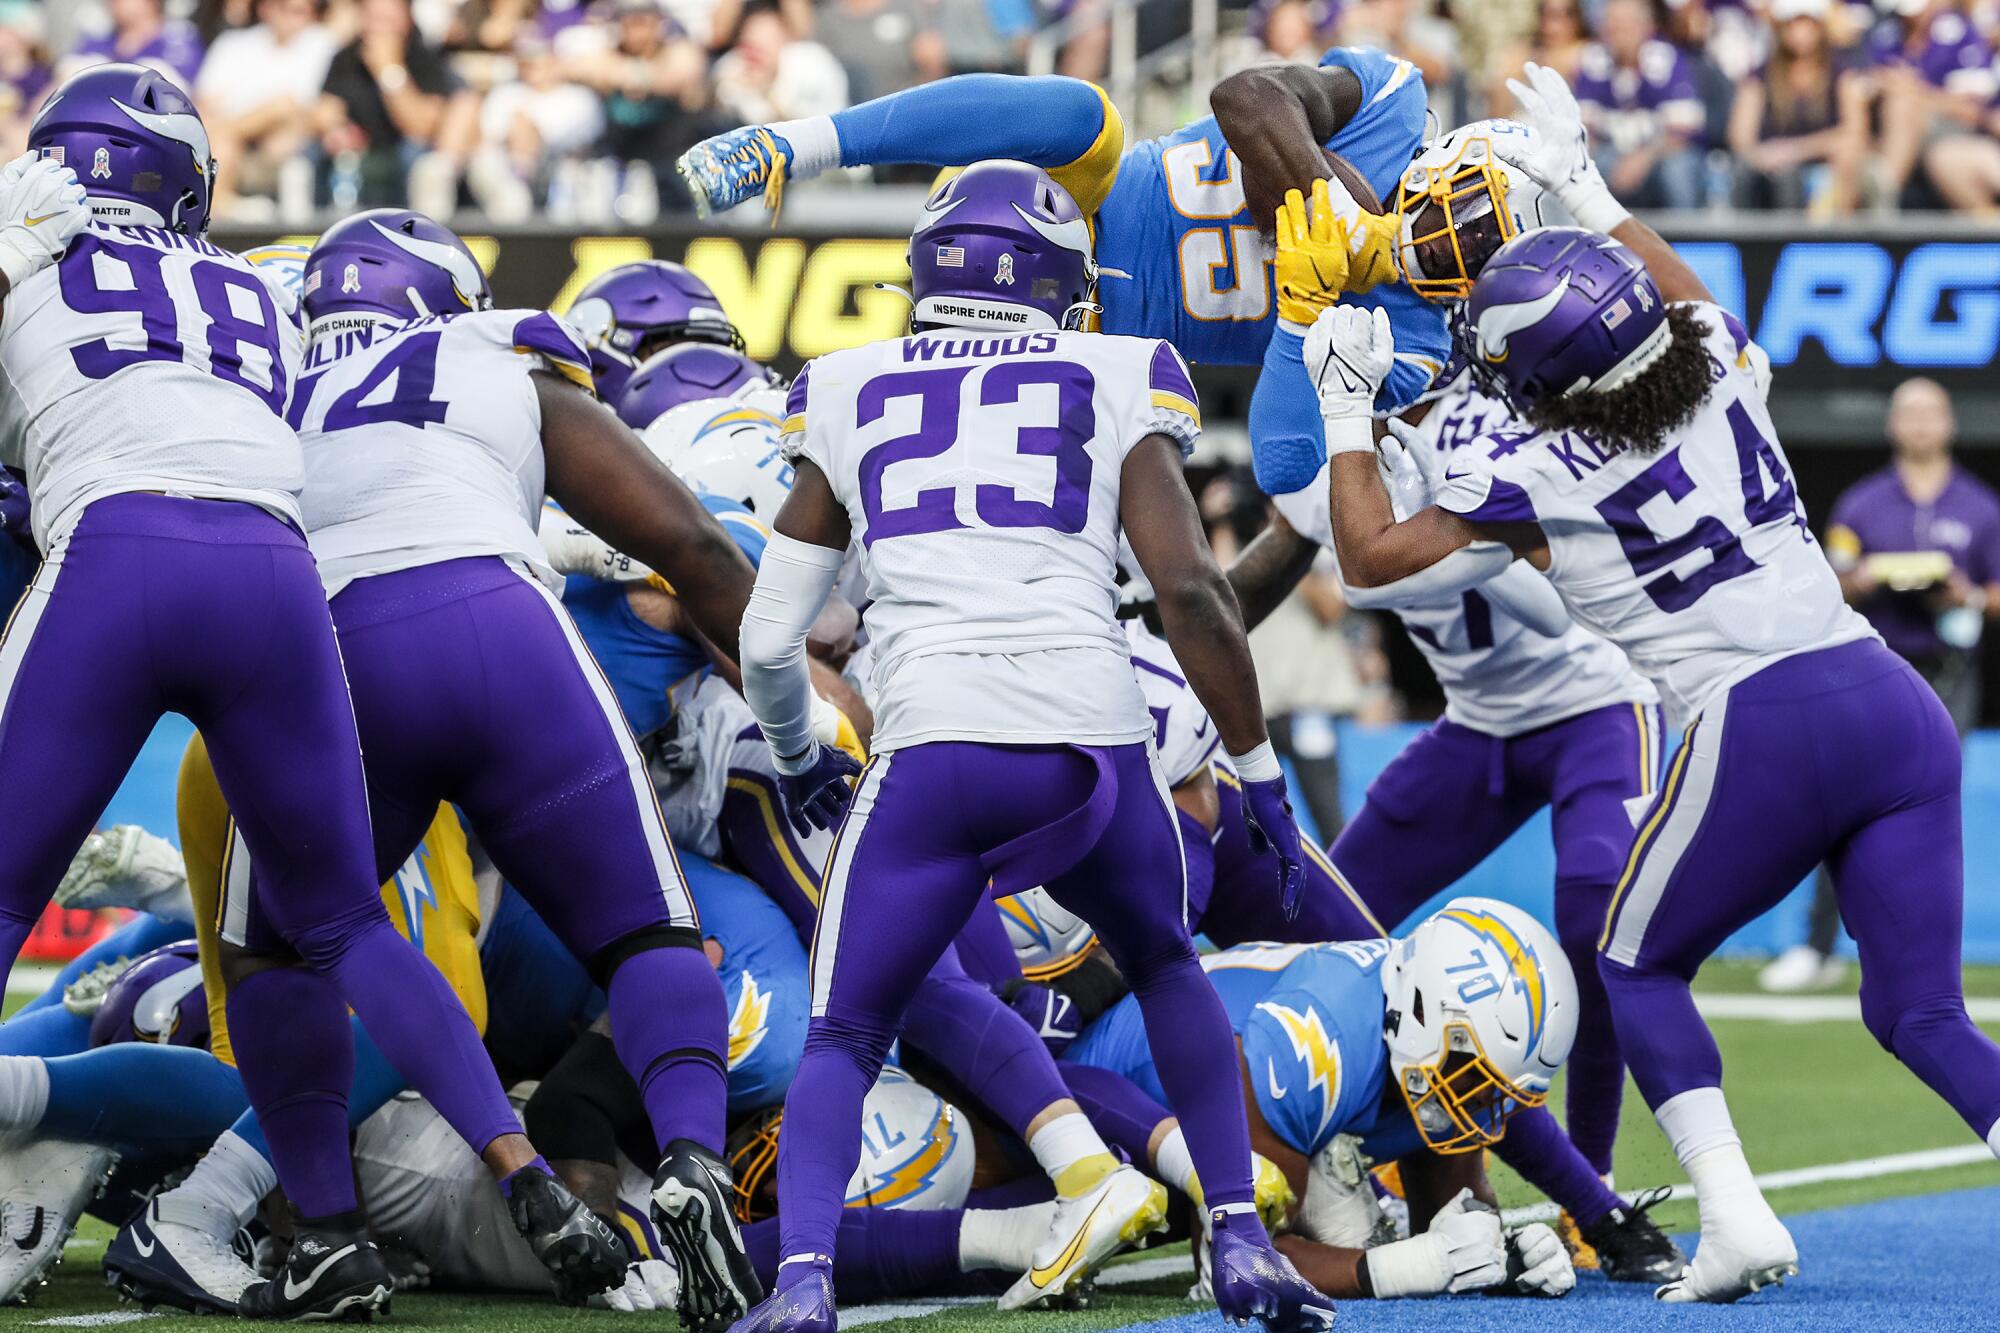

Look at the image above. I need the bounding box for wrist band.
[1229,740,1282,783]
[1321,413,1376,458]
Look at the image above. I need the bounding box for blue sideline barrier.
[97,714,2000,962]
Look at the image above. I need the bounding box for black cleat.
[504,1165,626,1303]
[1580,1187,1688,1286]
[651,1139,764,1330]
[237,1217,391,1322]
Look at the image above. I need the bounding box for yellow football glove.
[1344,207,1402,293]
[1274,178,1351,326]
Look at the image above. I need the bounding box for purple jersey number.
[59,234,289,412]
[1596,446,1759,614]
[855,361,1096,548]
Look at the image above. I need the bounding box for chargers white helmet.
[995,887,1098,980]
[639,398,795,517]
[726,1068,974,1222]
[1380,897,1577,1153]
[1394,120,1557,302]
[848,1067,977,1210]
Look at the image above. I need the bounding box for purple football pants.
[1600,638,2000,1146]
[1328,700,1661,1176]
[232,556,728,1159]
[0,494,512,1217]
[774,741,1262,1276]
[721,768,1077,1142]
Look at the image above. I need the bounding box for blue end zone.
[1116,1185,2000,1331]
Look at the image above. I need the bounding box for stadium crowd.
[1,0,1996,221]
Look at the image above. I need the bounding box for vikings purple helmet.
[89,943,210,1050]
[302,209,492,329]
[1463,226,1667,404]
[615,343,774,431]
[908,161,1096,332]
[567,260,744,404]
[29,63,215,234]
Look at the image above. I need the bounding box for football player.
[565,259,767,406]
[560,396,1182,1310]
[1066,901,1577,1301]
[735,160,1330,1333]
[0,63,578,1322]
[1298,60,2000,1303]
[236,206,770,1327]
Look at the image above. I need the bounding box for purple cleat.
[729,1267,835,1333]
[1211,1226,1335,1332]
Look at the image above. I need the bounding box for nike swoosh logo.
[1028,1194,1109,1286]
[1444,466,1470,482]
[133,1226,157,1258]
[1266,1060,1288,1101]
[284,1243,359,1301]
[13,1207,43,1251]
[23,212,64,226]
[1193,717,1210,740]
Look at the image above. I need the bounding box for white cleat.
[0,1139,117,1304]
[1655,1209,1798,1303]
[103,1196,260,1314]
[998,1165,1168,1310]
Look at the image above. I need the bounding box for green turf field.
[4,958,1997,1330]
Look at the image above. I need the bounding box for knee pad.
[1866,988,1969,1056]
[586,924,704,989]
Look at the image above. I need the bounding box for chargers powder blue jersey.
[680,850,808,1112]
[562,492,768,741]
[1068,939,1420,1161]
[1096,47,1433,370]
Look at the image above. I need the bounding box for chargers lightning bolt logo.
[727,971,772,1069]
[1256,1001,1342,1138]
[392,853,437,950]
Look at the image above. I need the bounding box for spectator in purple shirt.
[1873,0,1997,203]
[64,0,207,88]
[1827,376,2000,721]
[1573,0,1706,208]
[1763,376,2000,994]
[0,2,52,158]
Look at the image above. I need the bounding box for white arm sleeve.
[740,531,845,773]
[1472,560,1571,637]
[1338,541,1514,609]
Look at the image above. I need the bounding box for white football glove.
[1363,1188,1507,1297]
[1304,304,1395,456]
[591,1259,680,1313]
[1498,63,1629,236]
[538,503,655,582]
[1502,1221,1575,1297]
[0,153,89,290]
[55,825,195,924]
[1296,1134,1398,1250]
[1378,417,1444,522]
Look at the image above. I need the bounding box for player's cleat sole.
[1656,1259,1798,1303]
[998,1165,1169,1310]
[1654,1212,1798,1305]
[651,1139,764,1331]
[676,127,788,218]
[238,1225,392,1322]
[103,1199,261,1316]
[504,1164,625,1303]
[0,1139,117,1304]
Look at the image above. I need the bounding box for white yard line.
[29,1314,158,1328]
[1695,992,2000,1024]
[1096,1253,1192,1287]
[839,1296,987,1325]
[1499,1142,1998,1226]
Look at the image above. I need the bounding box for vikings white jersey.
[783,328,1201,751]
[1330,375,1657,737]
[291,307,595,594]
[0,222,304,547]
[1124,620,1221,786]
[1436,303,1874,725]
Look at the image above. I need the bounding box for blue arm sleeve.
[41,1045,249,1157]
[833,75,1109,170]
[1249,324,1326,497]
